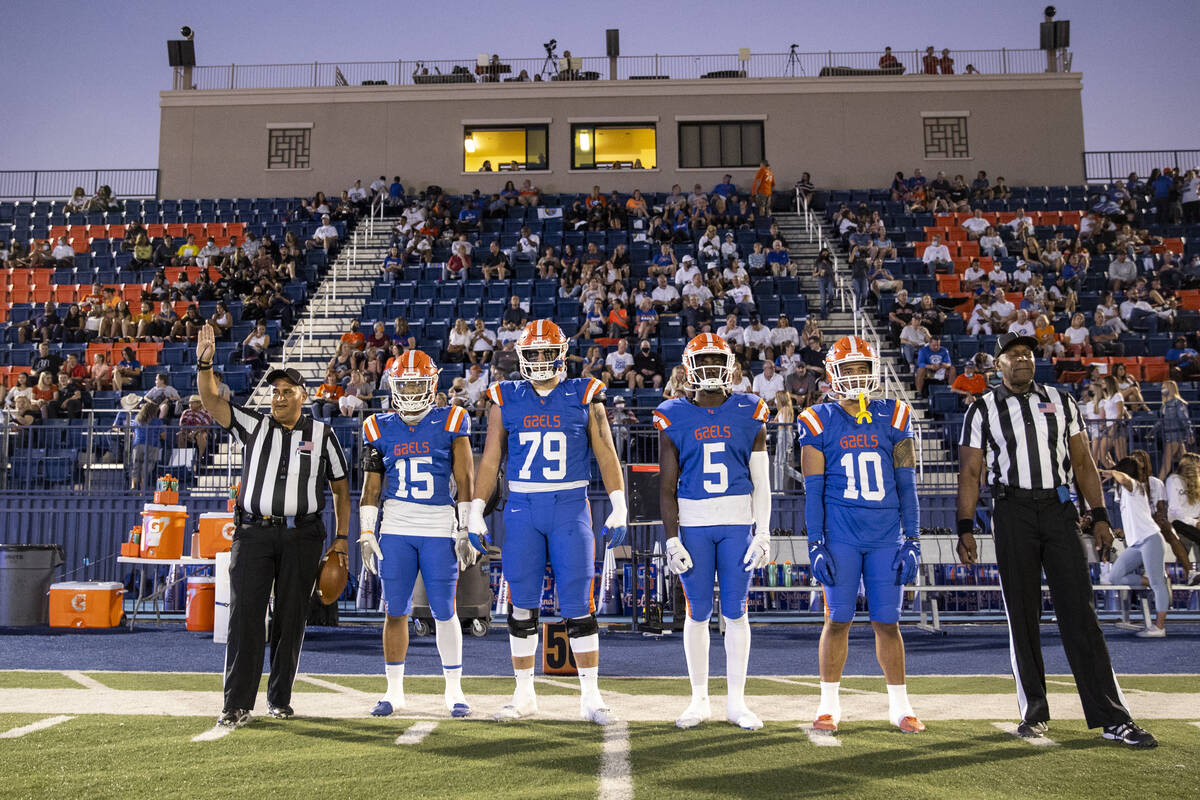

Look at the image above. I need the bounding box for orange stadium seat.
[54,286,77,304]
[136,343,160,366]
[166,223,185,239]
[1139,357,1168,382]
[146,224,166,238]
[108,224,126,239]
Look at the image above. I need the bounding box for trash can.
[0,544,65,626]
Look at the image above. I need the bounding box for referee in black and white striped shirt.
[956,332,1156,748]
[196,324,351,729]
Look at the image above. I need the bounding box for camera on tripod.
[544,39,557,56]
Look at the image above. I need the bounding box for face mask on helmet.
[517,344,565,382]
[685,349,734,392]
[828,356,880,398]
[389,373,436,414]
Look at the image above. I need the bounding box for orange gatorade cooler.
[196,512,236,558]
[140,504,188,559]
[186,577,216,631]
[49,582,124,628]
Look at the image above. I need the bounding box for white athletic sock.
[384,662,406,704]
[513,667,535,699]
[722,615,750,708]
[683,617,711,699]
[817,681,841,722]
[435,617,465,701]
[577,666,601,706]
[887,683,915,726]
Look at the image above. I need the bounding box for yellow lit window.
[463,125,548,172]
[571,124,656,170]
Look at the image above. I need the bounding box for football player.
[358,350,477,718]
[467,319,628,725]
[799,335,924,734]
[655,334,773,730]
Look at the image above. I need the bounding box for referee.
[956,332,1156,748]
[196,324,351,728]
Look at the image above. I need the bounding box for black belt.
[240,512,321,529]
[992,485,1061,501]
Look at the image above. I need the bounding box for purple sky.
[1,0,1196,174]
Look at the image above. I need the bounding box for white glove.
[601,490,629,548]
[359,532,384,576]
[466,497,491,554]
[742,532,771,572]
[454,502,478,569]
[665,536,693,574]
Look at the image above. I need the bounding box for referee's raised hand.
[196,322,230,428]
[197,321,216,364]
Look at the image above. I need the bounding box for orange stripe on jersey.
[486,383,503,406]
[584,378,603,403]
[364,414,381,442]
[753,399,770,422]
[799,408,823,436]
[444,406,464,432]
[891,401,910,431]
[652,411,670,430]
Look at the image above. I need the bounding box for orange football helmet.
[387,349,440,414]
[824,335,880,398]
[682,333,735,392]
[516,319,568,382]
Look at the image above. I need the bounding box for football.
[316,546,348,605]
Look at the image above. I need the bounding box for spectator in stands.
[977,226,1007,260]
[1088,310,1124,357]
[491,339,520,381]
[725,274,754,317]
[916,294,945,336]
[238,323,270,370]
[867,260,900,300]
[363,322,390,379]
[633,298,659,341]
[481,240,510,281]
[950,359,987,406]
[61,354,86,384]
[900,315,931,370]
[682,273,713,310]
[62,304,86,343]
[208,302,233,340]
[536,246,561,280]
[339,320,366,355]
[988,287,1016,329]
[129,401,162,492]
[340,370,372,417]
[768,314,799,354]
[312,370,343,421]
[743,315,773,361]
[30,370,59,415]
[174,234,199,266]
[603,339,634,387]
[629,340,663,390]
[922,234,952,275]
[938,48,955,74]
[309,214,340,254]
[3,373,34,413]
[67,186,89,213]
[651,273,681,313]
[887,289,916,340]
[30,341,62,380]
[1032,314,1064,360]
[961,209,990,241]
[1007,309,1036,337]
[49,235,74,265]
[1112,363,1148,413]
[970,171,992,202]
[869,228,897,262]
[145,373,180,421]
[915,337,955,396]
[1097,375,1128,467]
[921,46,939,74]
[1118,287,1166,335]
[177,395,214,462]
[715,313,745,356]
[470,318,496,365]
[607,297,632,338]
[673,254,700,287]
[744,241,767,276]
[445,318,471,363]
[752,362,785,409]
[848,257,870,310]
[576,299,605,341]
[1165,336,1200,381]
[848,227,872,262]
[1007,207,1034,236]
[751,160,775,216]
[960,258,986,292]
[1060,312,1092,357]
[767,240,793,277]
[381,245,404,280]
[878,46,899,69]
[17,302,60,345]
[1009,260,1033,291]
[110,346,140,393]
[648,244,676,279]
[680,293,712,341]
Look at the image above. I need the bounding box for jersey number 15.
[392,456,434,499]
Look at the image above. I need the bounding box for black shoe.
[267,704,294,720]
[1102,721,1158,748]
[1016,720,1049,738]
[217,709,251,728]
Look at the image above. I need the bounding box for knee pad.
[565,615,598,639]
[507,607,539,638]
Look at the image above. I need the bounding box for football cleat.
[1015,720,1049,738]
[447,699,471,718]
[675,698,712,729]
[216,708,251,728]
[371,700,400,717]
[896,715,926,734]
[812,714,839,734]
[727,704,763,731]
[581,704,619,726]
[266,704,293,720]
[494,696,538,722]
[1102,721,1158,748]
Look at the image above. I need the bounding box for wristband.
[197,362,212,371]
[334,534,348,541]
[1089,507,1108,526]
[957,518,975,536]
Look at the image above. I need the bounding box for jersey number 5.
[392,456,435,500]
[839,452,885,501]
[702,442,728,493]
[517,431,568,481]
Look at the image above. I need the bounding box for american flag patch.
[1037,402,1058,414]
[297,441,314,453]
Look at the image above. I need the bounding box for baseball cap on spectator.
[188,395,202,405]
[681,255,694,263]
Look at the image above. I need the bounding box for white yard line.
[295,675,368,695]
[395,720,438,745]
[992,722,1059,747]
[597,721,633,800]
[1045,679,1077,688]
[802,726,843,747]
[536,676,582,691]
[0,715,74,739]
[191,725,233,742]
[61,671,107,690]
[757,676,876,695]
[1190,721,1200,731]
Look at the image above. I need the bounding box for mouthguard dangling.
[854,392,873,425]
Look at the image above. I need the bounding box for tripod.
[787,45,804,77]
[540,48,559,79]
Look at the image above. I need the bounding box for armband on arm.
[361,444,386,474]
[749,450,771,534]
[895,467,920,539]
[803,473,826,544]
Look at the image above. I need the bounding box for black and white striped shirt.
[225,405,349,517]
[959,382,1084,490]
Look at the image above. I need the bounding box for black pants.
[992,496,1130,729]
[223,520,326,713]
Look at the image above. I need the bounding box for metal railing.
[179,48,1062,90]
[1083,150,1200,184]
[0,169,159,202]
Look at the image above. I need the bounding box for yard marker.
[992,722,1058,747]
[395,721,438,746]
[802,726,842,747]
[0,715,73,739]
[597,721,632,800]
[61,671,107,690]
[192,725,234,742]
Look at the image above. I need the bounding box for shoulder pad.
[798,407,824,437]
[889,400,912,431]
[362,414,382,443]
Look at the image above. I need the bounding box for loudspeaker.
[1039,20,1069,49]
[606,29,620,58]
[167,39,195,67]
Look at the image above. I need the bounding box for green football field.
[2,670,1198,800]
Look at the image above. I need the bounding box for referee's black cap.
[265,367,305,387]
[994,332,1039,358]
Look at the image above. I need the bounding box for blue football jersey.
[487,377,604,490]
[797,398,914,541]
[654,394,769,503]
[362,406,471,507]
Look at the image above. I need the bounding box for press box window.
[463,125,548,172]
[678,121,764,169]
[571,124,657,170]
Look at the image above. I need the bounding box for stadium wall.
[158,73,1084,197]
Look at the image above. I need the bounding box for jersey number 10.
[840,452,885,501]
